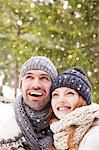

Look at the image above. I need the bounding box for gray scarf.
[14,94,53,150]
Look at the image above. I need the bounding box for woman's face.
[51,87,86,119]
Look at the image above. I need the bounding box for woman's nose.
[59,95,66,102]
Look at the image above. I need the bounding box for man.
[0,56,57,150]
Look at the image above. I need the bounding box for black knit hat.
[51,67,92,105]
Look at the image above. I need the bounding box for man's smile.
[29,91,43,97]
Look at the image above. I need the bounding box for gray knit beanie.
[19,56,58,88]
[51,67,92,105]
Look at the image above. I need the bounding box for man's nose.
[31,78,41,89]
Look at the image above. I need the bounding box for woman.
[50,67,99,150]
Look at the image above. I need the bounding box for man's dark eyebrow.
[25,72,33,76]
[24,73,50,77]
[40,73,50,76]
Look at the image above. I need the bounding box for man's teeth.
[29,92,43,96]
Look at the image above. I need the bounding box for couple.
[0,56,99,150]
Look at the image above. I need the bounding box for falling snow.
[0,0,98,103]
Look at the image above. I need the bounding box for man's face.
[21,69,52,110]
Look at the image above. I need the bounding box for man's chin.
[26,100,45,110]
[24,95,50,110]
[30,105,45,111]
[28,95,44,101]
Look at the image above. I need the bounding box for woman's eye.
[67,92,74,95]
[52,93,58,97]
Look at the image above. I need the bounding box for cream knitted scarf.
[50,103,99,150]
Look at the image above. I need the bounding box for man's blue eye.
[41,77,49,80]
[26,76,32,79]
